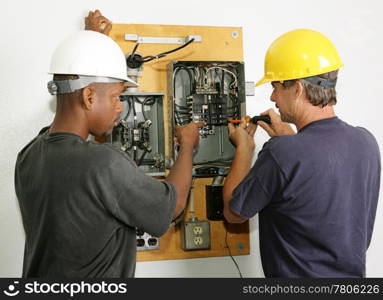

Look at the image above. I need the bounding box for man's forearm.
[223,146,253,223]
[165,145,194,218]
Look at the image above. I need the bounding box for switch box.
[110,92,166,177]
[206,185,224,221]
[180,219,211,250]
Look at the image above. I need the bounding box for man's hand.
[85,10,112,36]
[223,118,255,224]
[167,121,204,219]
[258,109,296,137]
[174,122,205,150]
[228,117,257,153]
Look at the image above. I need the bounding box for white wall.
[1,0,382,277]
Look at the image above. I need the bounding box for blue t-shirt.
[230,117,380,277]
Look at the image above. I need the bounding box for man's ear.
[81,87,95,110]
[295,80,304,99]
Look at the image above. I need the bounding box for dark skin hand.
[85,10,112,35]
[167,122,205,218]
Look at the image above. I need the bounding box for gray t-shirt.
[15,128,176,277]
[230,117,380,277]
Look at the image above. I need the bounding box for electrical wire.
[125,43,145,69]
[134,96,156,121]
[142,97,155,121]
[204,67,238,88]
[124,98,132,121]
[188,178,196,220]
[137,149,148,166]
[131,43,139,57]
[225,229,243,278]
[173,66,195,126]
[143,38,195,63]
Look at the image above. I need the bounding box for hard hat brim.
[124,76,139,87]
[255,76,271,87]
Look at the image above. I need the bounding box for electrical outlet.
[193,236,203,245]
[136,229,160,251]
[193,226,203,235]
[180,219,210,250]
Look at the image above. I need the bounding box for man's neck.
[295,105,336,131]
[50,112,89,140]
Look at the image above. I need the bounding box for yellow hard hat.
[256,29,343,87]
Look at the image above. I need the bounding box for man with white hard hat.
[223,29,380,277]
[15,11,203,277]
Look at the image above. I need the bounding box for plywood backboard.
[110,24,249,261]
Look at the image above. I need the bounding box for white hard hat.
[48,30,137,94]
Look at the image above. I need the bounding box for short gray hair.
[282,70,338,107]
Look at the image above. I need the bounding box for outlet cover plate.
[180,219,211,250]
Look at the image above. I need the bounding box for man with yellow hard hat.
[223,29,380,277]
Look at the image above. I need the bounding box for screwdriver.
[229,115,271,124]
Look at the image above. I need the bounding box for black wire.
[127,43,140,64]
[174,103,190,111]
[143,97,155,120]
[174,66,195,98]
[135,97,156,121]
[131,43,139,57]
[229,94,240,119]
[173,66,195,127]
[143,97,156,106]
[221,68,225,95]
[225,229,243,278]
[193,158,233,165]
[124,98,132,121]
[137,149,147,166]
[143,38,195,63]
[133,147,137,162]
[131,97,137,116]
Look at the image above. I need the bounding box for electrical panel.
[169,61,246,168]
[110,93,166,177]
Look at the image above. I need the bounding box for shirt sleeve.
[230,143,286,219]
[96,145,176,237]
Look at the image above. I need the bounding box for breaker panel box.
[168,61,246,169]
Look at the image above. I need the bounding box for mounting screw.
[231,31,239,39]
[237,242,244,251]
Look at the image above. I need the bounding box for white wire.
[204,67,238,88]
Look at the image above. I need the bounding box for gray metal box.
[168,61,246,167]
[109,92,165,176]
[180,219,211,250]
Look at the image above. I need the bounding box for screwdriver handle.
[248,115,271,124]
[229,115,271,124]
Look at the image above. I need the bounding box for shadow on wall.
[49,97,56,113]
